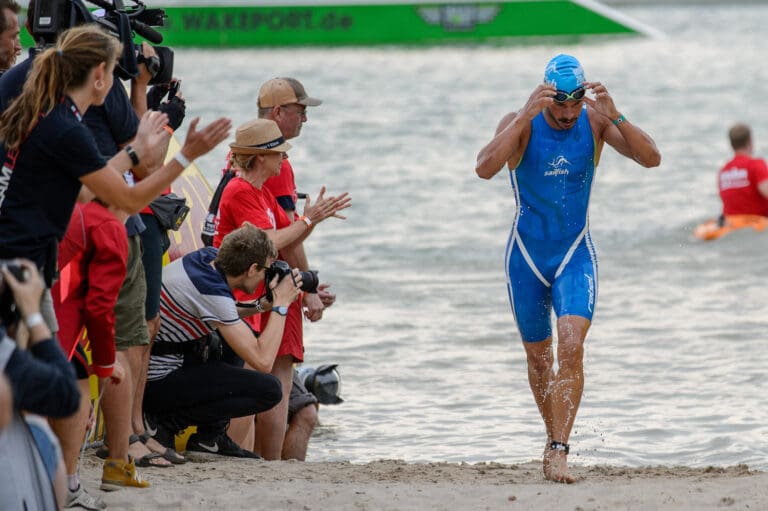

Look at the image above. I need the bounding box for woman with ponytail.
[0,24,230,274]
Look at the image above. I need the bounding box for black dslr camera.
[264,261,319,302]
[0,260,30,327]
[31,0,174,84]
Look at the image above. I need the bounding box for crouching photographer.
[0,260,80,509]
[143,223,303,459]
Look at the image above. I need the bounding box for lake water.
[171,4,768,469]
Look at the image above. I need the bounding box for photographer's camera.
[0,260,30,326]
[264,260,319,302]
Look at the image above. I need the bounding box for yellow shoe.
[100,456,151,491]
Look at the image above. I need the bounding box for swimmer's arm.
[476,84,556,178]
[582,83,660,168]
[476,112,529,179]
[600,115,661,168]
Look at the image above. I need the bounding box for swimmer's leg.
[507,238,558,473]
[544,237,597,483]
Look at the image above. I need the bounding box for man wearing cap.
[476,54,660,483]
[254,78,336,461]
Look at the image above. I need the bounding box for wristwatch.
[273,305,289,316]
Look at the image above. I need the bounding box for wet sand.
[78,454,767,510]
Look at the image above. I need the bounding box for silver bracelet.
[24,312,45,329]
[174,151,191,169]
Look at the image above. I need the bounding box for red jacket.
[52,202,128,377]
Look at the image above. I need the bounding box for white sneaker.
[65,485,107,510]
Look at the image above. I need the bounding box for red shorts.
[273,299,303,362]
[247,298,303,362]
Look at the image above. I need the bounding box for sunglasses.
[553,87,586,103]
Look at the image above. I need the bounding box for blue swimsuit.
[505,107,598,342]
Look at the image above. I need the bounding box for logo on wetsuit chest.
[544,155,571,177]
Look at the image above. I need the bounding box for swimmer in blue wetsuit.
[476,54,660,483]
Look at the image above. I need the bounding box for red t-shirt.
[212,177,294,333]
[719,154,768,216]
[259,159,306,361]
[263,158,298,218]
[213,177,291,245]
[52,202,128,377]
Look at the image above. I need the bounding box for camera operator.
[0,3,190,494]
[0,23,230,299]
[0,0,20,75]
[142,222,302,458]
[0,24,229,493]
[0,260,80,510]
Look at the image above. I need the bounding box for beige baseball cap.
[229,119,293,155]
[258,77,322,108]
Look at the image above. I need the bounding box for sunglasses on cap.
[553,87,586,103]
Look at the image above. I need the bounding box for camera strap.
[201,168,236,247]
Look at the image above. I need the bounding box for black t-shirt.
[0,51,139,153]
[84,81,138,158]
[84,81,144,236]
[0,98,107,267]
[0,50,144,252]
[0,49,36,113]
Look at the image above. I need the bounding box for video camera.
[30,0,173,84]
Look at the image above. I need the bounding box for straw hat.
[228,119,292,155]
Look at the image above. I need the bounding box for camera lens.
[298,270,319,293]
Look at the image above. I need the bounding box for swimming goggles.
[553,87,586,103]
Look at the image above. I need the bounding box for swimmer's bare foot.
[544,442,576,484]
[542,440,553,478]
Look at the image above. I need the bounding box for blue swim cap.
[544,54,585,92]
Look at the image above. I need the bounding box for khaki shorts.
[288,369,318,422]
[114,234,149,350]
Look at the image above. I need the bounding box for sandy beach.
[77,453,767,510]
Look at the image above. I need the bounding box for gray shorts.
[113,235,149,350]
[40,287,58,333]
[288,369,318,421]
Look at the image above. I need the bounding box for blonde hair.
[0,24,121,150]
[229,152,257,171]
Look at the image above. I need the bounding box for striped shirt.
[147,247,241,381]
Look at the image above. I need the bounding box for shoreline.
[77,455,768,510]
